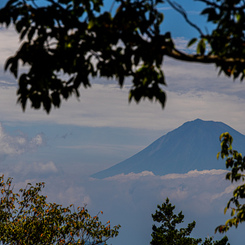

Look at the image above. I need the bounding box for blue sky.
[0,0,245,244]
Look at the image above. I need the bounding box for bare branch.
[197,0,245,10]
[196,0,220,9]
[163,45,245,64]
[166,0,204,36]
[110,0,116,13]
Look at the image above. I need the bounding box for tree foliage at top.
[0,175,120,245]
[151,198,229,245]
[0,0,245,113]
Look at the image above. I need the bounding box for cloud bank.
[0,122,45,162]
[103,169,228,181]
[0,126,241,245]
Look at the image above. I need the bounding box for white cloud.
[103,171,155,181]
[210,184,237,202]
[32,161,58,174]
[0,122,45,161]
[1,164,242,245]
[57,186,91,206]
[10,161,58,177]
[84,168,242,244]
[0,82,245,135]
[173,37,196,52]
[0,27,19,66]
[30,134,43,146]
[102,169,227,181]
[93,169,231,216]
[160,169,227,179]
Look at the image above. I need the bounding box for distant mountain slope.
[91,119,245,179]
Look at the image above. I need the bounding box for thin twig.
[31,0,38,8]
[166,0,204,36]
[162,45,245,64]
[197,0,245,10]
[109,0,116,13]
[196,0,220,8]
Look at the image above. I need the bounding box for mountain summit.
[91,119,245,179]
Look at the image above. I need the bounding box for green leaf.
[196,39,206,55]
[217,152,220,159]
[28,27,36,41]
[187,38,197,48]
[20,27,28,40]
[201,7,218,22]
[4,57,14,71]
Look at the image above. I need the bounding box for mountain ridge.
[91,119,245,179]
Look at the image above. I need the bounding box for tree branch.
[196,0,220,9]
[163,46,245,64]
[197,0,245,10]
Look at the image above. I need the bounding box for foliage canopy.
[216,132,245,234]
[0,0,245,112]
[0,175,120,245]
[151,198,229,245]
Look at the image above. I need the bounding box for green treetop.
[151,198,229,245]
[0,175,120,245]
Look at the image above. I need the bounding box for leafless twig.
[166,0,204,36]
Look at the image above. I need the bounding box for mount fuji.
[91,119,245,179]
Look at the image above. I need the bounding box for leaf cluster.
[0,175,120,245]
[0,0,168,113]
[216,132,245,233]
[188,0,245,79]
[2,0,245,113]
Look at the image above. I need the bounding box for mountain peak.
[91,119,245,179]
